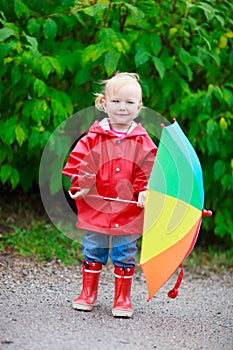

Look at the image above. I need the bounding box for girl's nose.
[119,102,126,110]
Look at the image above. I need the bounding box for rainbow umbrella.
[140,119,211,301]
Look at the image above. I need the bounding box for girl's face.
[102,83,142,131]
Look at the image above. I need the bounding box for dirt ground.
[0,253,232,350]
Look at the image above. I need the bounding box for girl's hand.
[68,188,90,200]
[137,190,147,208]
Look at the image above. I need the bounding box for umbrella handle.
[87,194,138,205]
[68,189,138,204]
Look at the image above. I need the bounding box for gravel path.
[0,253,232,350]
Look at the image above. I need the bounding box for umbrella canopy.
[140,119,211,301]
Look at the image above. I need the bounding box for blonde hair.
[95,72,142,112]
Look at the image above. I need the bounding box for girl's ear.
[137,102,142,113]
[102,98,107,112]
[133,102,142,120]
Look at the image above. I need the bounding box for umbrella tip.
[202,209,212,217]
[172,118,176,123]
[160,123,165,128]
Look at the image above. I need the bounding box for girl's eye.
[112,100,119,103]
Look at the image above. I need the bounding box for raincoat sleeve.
[62,135,97,193]
[132,137,157,194]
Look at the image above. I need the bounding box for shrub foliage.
[0,0,232,243]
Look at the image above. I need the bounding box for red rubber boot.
[72,260,102,311]
[112,266,135,318]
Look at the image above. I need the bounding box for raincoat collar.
[89,118,147,137]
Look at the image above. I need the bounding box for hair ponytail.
[94,93,105,112]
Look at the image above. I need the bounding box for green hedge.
[0,0,232,244]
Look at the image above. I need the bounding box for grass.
[0,187,232,271]
[0,187,83,265]
[0,223,83,265]
[183,246,233,274]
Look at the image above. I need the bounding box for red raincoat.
[62,118,157,235]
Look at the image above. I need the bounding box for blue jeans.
[82,231,139,268]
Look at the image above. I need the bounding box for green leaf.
[219,117,228,131]
[192,55,204,66]
[28,128,41,149]
[71,13,87,28]
[0,144,7,164]
[11,65,21,85]
[82,3,108,17]
[22,100,34,118]
[14,0,30,19]
[23,32,41,60]
[104,51,120,76]
[150,34,162,56]
[0,42,9,61]
[206,119,217,136]
[215,212,227,237]
[161,49,175,69]
[98,28,118,46]
[1,116,17,145]
[223,88,233,108]
[15,124,26,146]
[43,18,57,40]
[179,78,190,93]
[125,3,145,22]
[74,67,91,86]
[179,48,192,65]
[40,130,52,148]
[206,135,219,154]
[206,50,221,67]
[214,160,226,180]
[3,57,14,65]
[134,46,150,67]
[152,57,165,79]
[196,2,216,22]
[51,90,73,116]
[0,28,15,42]
[10,167,19,189]
[186,66,193,82]
[27,18,41,36]
[0,164,12,184]
[197,113,210,122]
[32,100,49,122]
[168,27,178,37]
[60,50,81,72]
[81,44,106,65]
[215,15,225,27]
[221,173,233,191]
[51,99,68,125]
[202,92,212,111]
[33,79,47,97]
[23,32,38,50]
[47,56,65,78]
[41,57,53,79]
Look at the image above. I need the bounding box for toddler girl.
[62,72,157,317]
